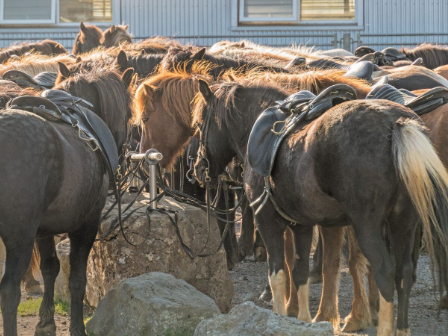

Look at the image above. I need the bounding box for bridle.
[195,103,213,184]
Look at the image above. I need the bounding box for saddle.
[8,90,118,174]
[2,70,57,90]
[248,84,357,177]
[366,82,448,115]
[382,47,407,61]
[343,61,379,82]
[355,46,376,57]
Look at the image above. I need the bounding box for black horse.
[192,79,448,336]
[0,65,134,336]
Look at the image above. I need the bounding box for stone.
[83,193,233,313]
[86,272,221,336]
[194,301,334,336]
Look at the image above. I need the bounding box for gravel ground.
[229,253,448,336]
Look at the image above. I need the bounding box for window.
[238,0,358,25]
[0,0,112,24]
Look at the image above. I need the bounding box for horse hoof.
[308,271,322,284]
[259,285,272,302]
[438,294,448,310]
[313,313,340,331]
[254,247,267,262]
[286,304,299,318]
[342,314,368,332]
[26,281,43,295]
[34,324,56,336]
[395,329,410,336]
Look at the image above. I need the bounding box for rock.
[84,193,233,313]
[86,272,221,336]
[55,239,71,302]
[194,301,334,336]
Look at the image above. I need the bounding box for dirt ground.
[1,250,447,336]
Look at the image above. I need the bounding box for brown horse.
[72,22,104,54]
[103,25,132,48]
[434,64,448,80]
[0,54,75,78]
[403,44,448,69]
[0,40,67,64]
[191,77,448,336]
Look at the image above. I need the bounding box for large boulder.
[194,301,334,336]
[85,193,233,313]
[86,272,221,336]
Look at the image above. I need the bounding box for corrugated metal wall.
[1,0,448,52]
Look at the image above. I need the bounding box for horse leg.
[342,226,372,332]
[68,221,99,336]
[289,225,313,322]
[254,228,267,262]
[351,220,395,336]
[309,231,323,284]
[313,226,344,331]
[285,228,298,317]
[0,238,35,336]
[368,265,379,326]
[216,189,239,269]
[35,237,60,336]
[237,193,254,260]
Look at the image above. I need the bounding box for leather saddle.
[366,80,448,115]
[355,46,376,57]
[344,61,379,82]
[248,84,357,177]
[8,90,118,174]
[3,70,57,90]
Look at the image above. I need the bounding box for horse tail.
[31,242,41,276]
[392,117,448,297]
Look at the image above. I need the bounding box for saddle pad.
[366,84,448,115]
[248,84,357,177]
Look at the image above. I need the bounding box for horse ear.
[58,62,70,78]
[80,22,87,34]
[109,25,117,33]
[76,56,82,63]
[191,47,206,61]
[116,50,128,71]
[124,24,129,30]
[198,80,213,101]
[240,42,246,48]
[140,49,146,55]
[121,68,135,88]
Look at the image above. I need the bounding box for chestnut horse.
[191,78,448,336]
[0,40,67,64]
[72,22,104,54]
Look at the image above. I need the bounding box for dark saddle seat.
[355,46,376,57]
[8,90,118,174]
[366,83,448,115]
[248,84,357,177]
[3,70,57,90]
[344,61,380,82]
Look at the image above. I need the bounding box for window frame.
[0,0,57,24]
[235,0,362,28]
[0,0,117,26]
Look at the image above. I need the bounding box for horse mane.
[128,37,183,54]
[0,54,75,77]
[103,25,133,48]
[403,44,448,69]
[238,69,372,98]
[0,40,67,64]
[54,66,132,147]
[133,62,213,125]
[125,53,164,77]
[0,80,40,108]
[192,79,287,130]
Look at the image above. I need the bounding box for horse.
[0,40,67,64]
[0,54,75,78]
[191,78,448,336]
[72,22,104,54]
[103,24,132,48]
[0,65,134,336]
[160,46,290,79]
[133,64,247,268]
[115,50,164,77]
[434,64,448,80]
[403,44,448,69]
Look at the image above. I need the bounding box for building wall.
[0,0,447,52]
